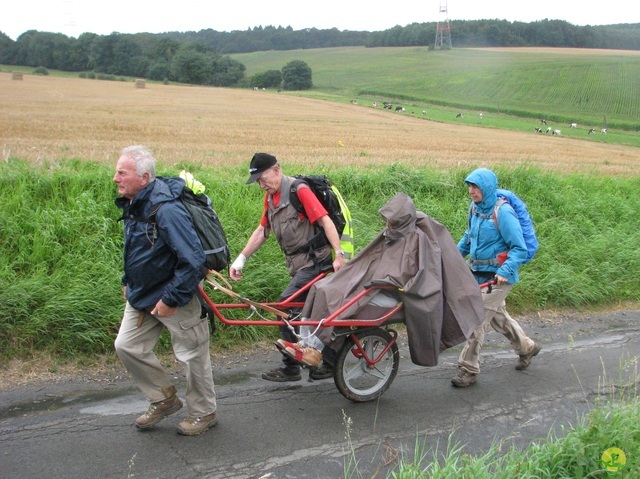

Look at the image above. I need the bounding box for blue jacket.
[115,177,205,310]
[457,168,527,284]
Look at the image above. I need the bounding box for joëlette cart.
[199,270,495,403]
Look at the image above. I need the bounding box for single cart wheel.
[334,328,399,402]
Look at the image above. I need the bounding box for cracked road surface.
[1,310,639,478]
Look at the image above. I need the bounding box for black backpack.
[151,182,230,273]
[290,175,347,237]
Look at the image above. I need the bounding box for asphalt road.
[1,310,639,479]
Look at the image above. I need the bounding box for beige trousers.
[114,295,217,417]
[457,283,536,375]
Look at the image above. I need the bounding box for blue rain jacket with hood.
[116,177,206,311]
[458,168,527,284]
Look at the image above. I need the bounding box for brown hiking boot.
[516,343,542,370]
[177,411,219,436]
[451,370,477,388]
[135,387,183,430]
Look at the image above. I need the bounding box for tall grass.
[386,398,640,478]
[379,356,639,479]
[1,159,639,361]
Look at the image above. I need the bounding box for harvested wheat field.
[2,72,639,175]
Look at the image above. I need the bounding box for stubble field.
[2,72,639,176]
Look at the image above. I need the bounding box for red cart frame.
[198,271,405,402]
[199,271,495,403]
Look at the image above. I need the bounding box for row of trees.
[167,21,640,52]
[174,25,369,54]
[0,30,315,89]
[0,31,247,86]
[1,20,638,85]
[366,20,640,50]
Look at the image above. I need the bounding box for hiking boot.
[309,363,333,380]
[516,343,542,370]
[177,411,218,436]
[283,346,323,367]
[135,389,183,430]
[451,370,477,388]
[262,366,301,382]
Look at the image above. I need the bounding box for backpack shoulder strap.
[492,197,508,233]
[289,178,309,215]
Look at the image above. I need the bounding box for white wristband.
[231,253,247,270]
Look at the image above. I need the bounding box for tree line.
[367,20,640,50]
[0,20,638,87]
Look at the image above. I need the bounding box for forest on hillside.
[1,20,638,85]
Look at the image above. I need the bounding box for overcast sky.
[3,0,638,41]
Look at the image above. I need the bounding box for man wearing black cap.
[230,153,346,382]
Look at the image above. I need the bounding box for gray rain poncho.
[301,192,485,367]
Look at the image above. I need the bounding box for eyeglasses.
[257,168,275,185]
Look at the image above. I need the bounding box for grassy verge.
[344,358,639,478]
[385,398,639,478]
[1,159,639,362]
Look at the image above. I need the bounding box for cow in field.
[553,129,561,136]
[570,123,577,128]
[456,113,464,118]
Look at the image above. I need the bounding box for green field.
[233,47,640,134]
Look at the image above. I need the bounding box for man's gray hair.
[121,145,156,181]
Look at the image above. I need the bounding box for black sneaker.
[261,367,301,382]
[309,364,333,380]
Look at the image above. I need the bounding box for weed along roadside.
[2,160,640,362]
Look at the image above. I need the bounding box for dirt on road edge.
[2,305,639,392]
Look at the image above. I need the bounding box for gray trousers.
[114,295,217,417]
[457,284,536,375]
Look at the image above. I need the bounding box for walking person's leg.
[162,295,218,436]
[488,291,541,370]
[452,284,510,387]
[115,302,183,429]
[262,264,320,382]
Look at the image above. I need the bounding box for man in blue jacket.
[113,145,218,435]
[452,168,541,387]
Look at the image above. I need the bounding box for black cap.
[246,153,277,184]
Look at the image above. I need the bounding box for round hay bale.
[135,79,146,89]
[12,71,24,80]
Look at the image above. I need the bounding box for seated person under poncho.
[277,192,485,369]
